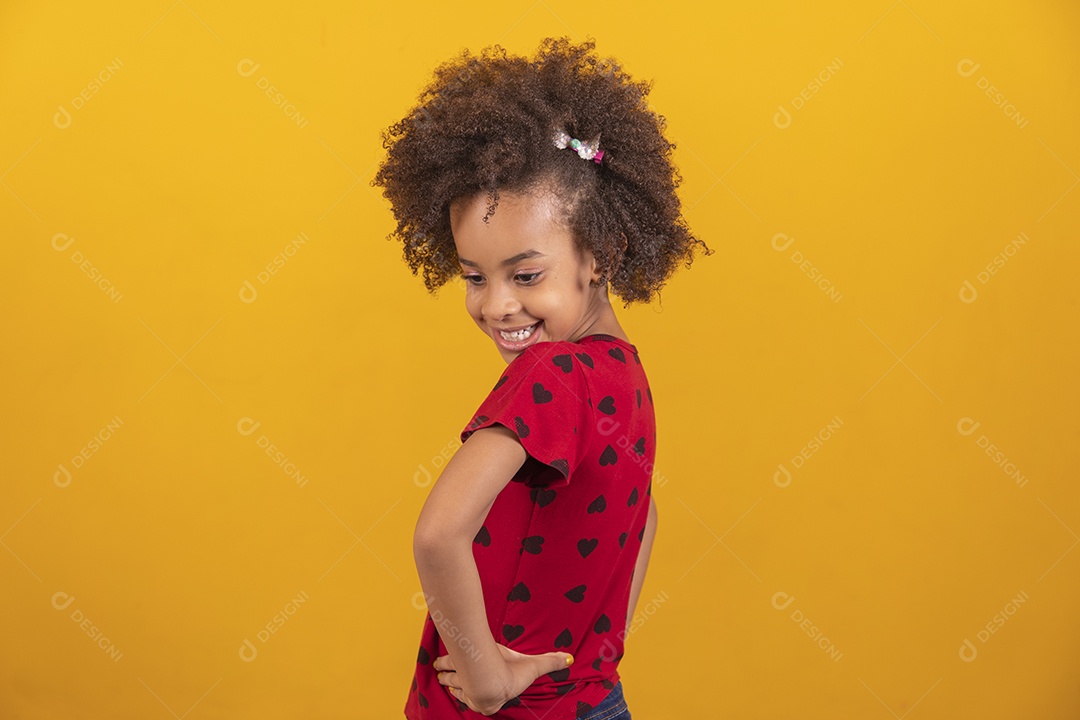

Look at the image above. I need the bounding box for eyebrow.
[458,250,546,268]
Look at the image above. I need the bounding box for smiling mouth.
[499,322,541,342]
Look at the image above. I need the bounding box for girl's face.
[450,188,610,364]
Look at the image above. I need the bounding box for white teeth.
[500,323,539,342]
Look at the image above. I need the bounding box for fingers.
[432,653,456,672]
[548,651,573,673]
[436,669,460,689]
[444,683,467,706]
[443,681,486,715]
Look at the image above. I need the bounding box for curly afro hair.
[372,36,711,307]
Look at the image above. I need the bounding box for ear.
[589,251,604,283]
[593,233,627,284]
[584,249,607,287]
[573,242,600,281]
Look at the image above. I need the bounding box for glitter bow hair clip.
[554,129,605,164]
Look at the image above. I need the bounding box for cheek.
[464,288,483,319]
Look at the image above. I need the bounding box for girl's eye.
[461,273,540,285]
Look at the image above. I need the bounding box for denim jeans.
[578,681,631,720]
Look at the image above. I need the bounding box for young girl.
[374,37,710,719]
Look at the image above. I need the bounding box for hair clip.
[554,130,605,164]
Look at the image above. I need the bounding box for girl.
[374,37,710,719]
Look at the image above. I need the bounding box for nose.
[480,281,522,324]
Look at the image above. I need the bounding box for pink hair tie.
[554,130,604,164]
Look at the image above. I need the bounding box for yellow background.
[2,1,1078,717]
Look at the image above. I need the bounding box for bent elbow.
[413,518,445,560]
[413,515,475,563]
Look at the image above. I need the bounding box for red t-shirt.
[404,334,656,720]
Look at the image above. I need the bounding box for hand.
[434,643,573,715]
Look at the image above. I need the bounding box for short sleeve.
[460,343,594,487]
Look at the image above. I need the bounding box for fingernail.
[566,654,574,666]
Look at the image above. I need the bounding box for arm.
[625,496,658,636]
[413,424,571,714]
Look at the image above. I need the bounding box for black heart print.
[594,614,611,634]
[619,532,628,548]
[521,535,544,554]
[418,691,428,708]
[599,445,617,466]
[503,624,524,641]
[574,352,594,368]
[508,581,531,602]
[647,386,653,404]
[628,487,639,506]
[633,437,645,455]
[474,526,491,546]
[636,388,642,407]
[556,683,577,696]
[577,701,594,717]
[502,697,522,708]
[555,628,573,648]
[494,375,508,391]
[564,584,586,603]
[530,487,556,507]
[591,658,602,671]
[547,667,571,682]
[577,538,598,557]
[532,382,553,403]
[469,414,490,429]
[514,416,530,438]
[417,646,430,665]
[550,458,569,478]
[552,354,573,373]
[608,347,625,363]
[598,396,616,415]
[587,495,606,513]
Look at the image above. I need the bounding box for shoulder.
[489,341,595,409]
[505,341,594,376]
